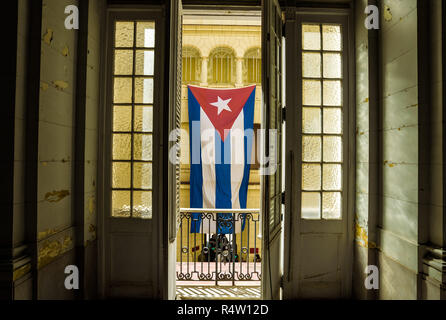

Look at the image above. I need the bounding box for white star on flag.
[210,96,232,115]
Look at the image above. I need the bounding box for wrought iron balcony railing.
[177,208,261,285]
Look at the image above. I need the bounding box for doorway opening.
[175,8,263,300]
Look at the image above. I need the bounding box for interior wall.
[0,0,32,300]
[378,0,419,300]
[377,0,446,300]
[426,0,443,248]
[36,0,79,299]
[353,0,373,300]
[0,0,104,300]
[36,0,104,300]
[82,0,104,299]
[12,0,33,300]
[421,0,445,300]
[353,0,446,299]
[14,0,28,257]
[353,0,445,300]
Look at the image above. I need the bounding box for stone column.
[200,57,208,86]
[235,57,243,87]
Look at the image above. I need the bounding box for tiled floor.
[176,285,261,300]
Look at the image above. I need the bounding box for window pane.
[323,164,342,190]
[113,105,132,132]
[114,50,133,75]
[134,105,153,132]
[115,22,134,48]
[112,162,131,188]
[111,20,156,221]
[302,53,321,78]
[112,134,131,160]
[134,134,152,161]
[135,78,154,104]
[133,191,152,219]
[302,25,321,50]
[112,191,130,218]
[323,53,342,78]
[303,136,321,162]
[303,107,321,134]
[323,80,342,106]
[323,108,342,134]
[322,25,341,51]
[113,77,132,103]
[136,22,155,48]
[302,192,321,219]
[323,136,342,163]
[302,164,321,191]
[303,80,321,106]
[300,23,344,222]
[322,192,341,219]
[133,163,152,189]
[135,50,154,76]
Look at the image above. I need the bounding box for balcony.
[176,208,262,287]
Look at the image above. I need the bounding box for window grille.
[182,46,201,84]
[208,47,236,86]
[243,47,261,84]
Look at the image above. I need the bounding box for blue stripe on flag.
[239,88,256,230]
[215,132,233,234]
[188,87,203,233]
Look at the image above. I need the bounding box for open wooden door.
[102,7,166,298]
[283,9,353,299]
[166,0,182,300]
[261,0,284,300]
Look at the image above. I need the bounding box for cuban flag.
[188,85,256,234]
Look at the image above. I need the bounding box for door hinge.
[282,106,286,123]
[281,191,285,205]
[280,275,284,288]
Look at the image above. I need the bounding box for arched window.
[208,47,236,85]
[243,47,261,84]
[182,46,201,84]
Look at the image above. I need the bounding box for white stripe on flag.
[230,111,245,233]
[200,108,216,210]
[199,108,243,234]
[230,110,245,209]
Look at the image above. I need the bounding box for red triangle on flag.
[188,85,256,141]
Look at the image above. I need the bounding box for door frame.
[171,3,288,298]
[260,0,285,300]
[283,7,355,298]
[166,0,182,300]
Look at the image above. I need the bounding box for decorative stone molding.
[200,56,208,86]
[37,227,75,270]
[422,245,446,289]
[0,244,31,296]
